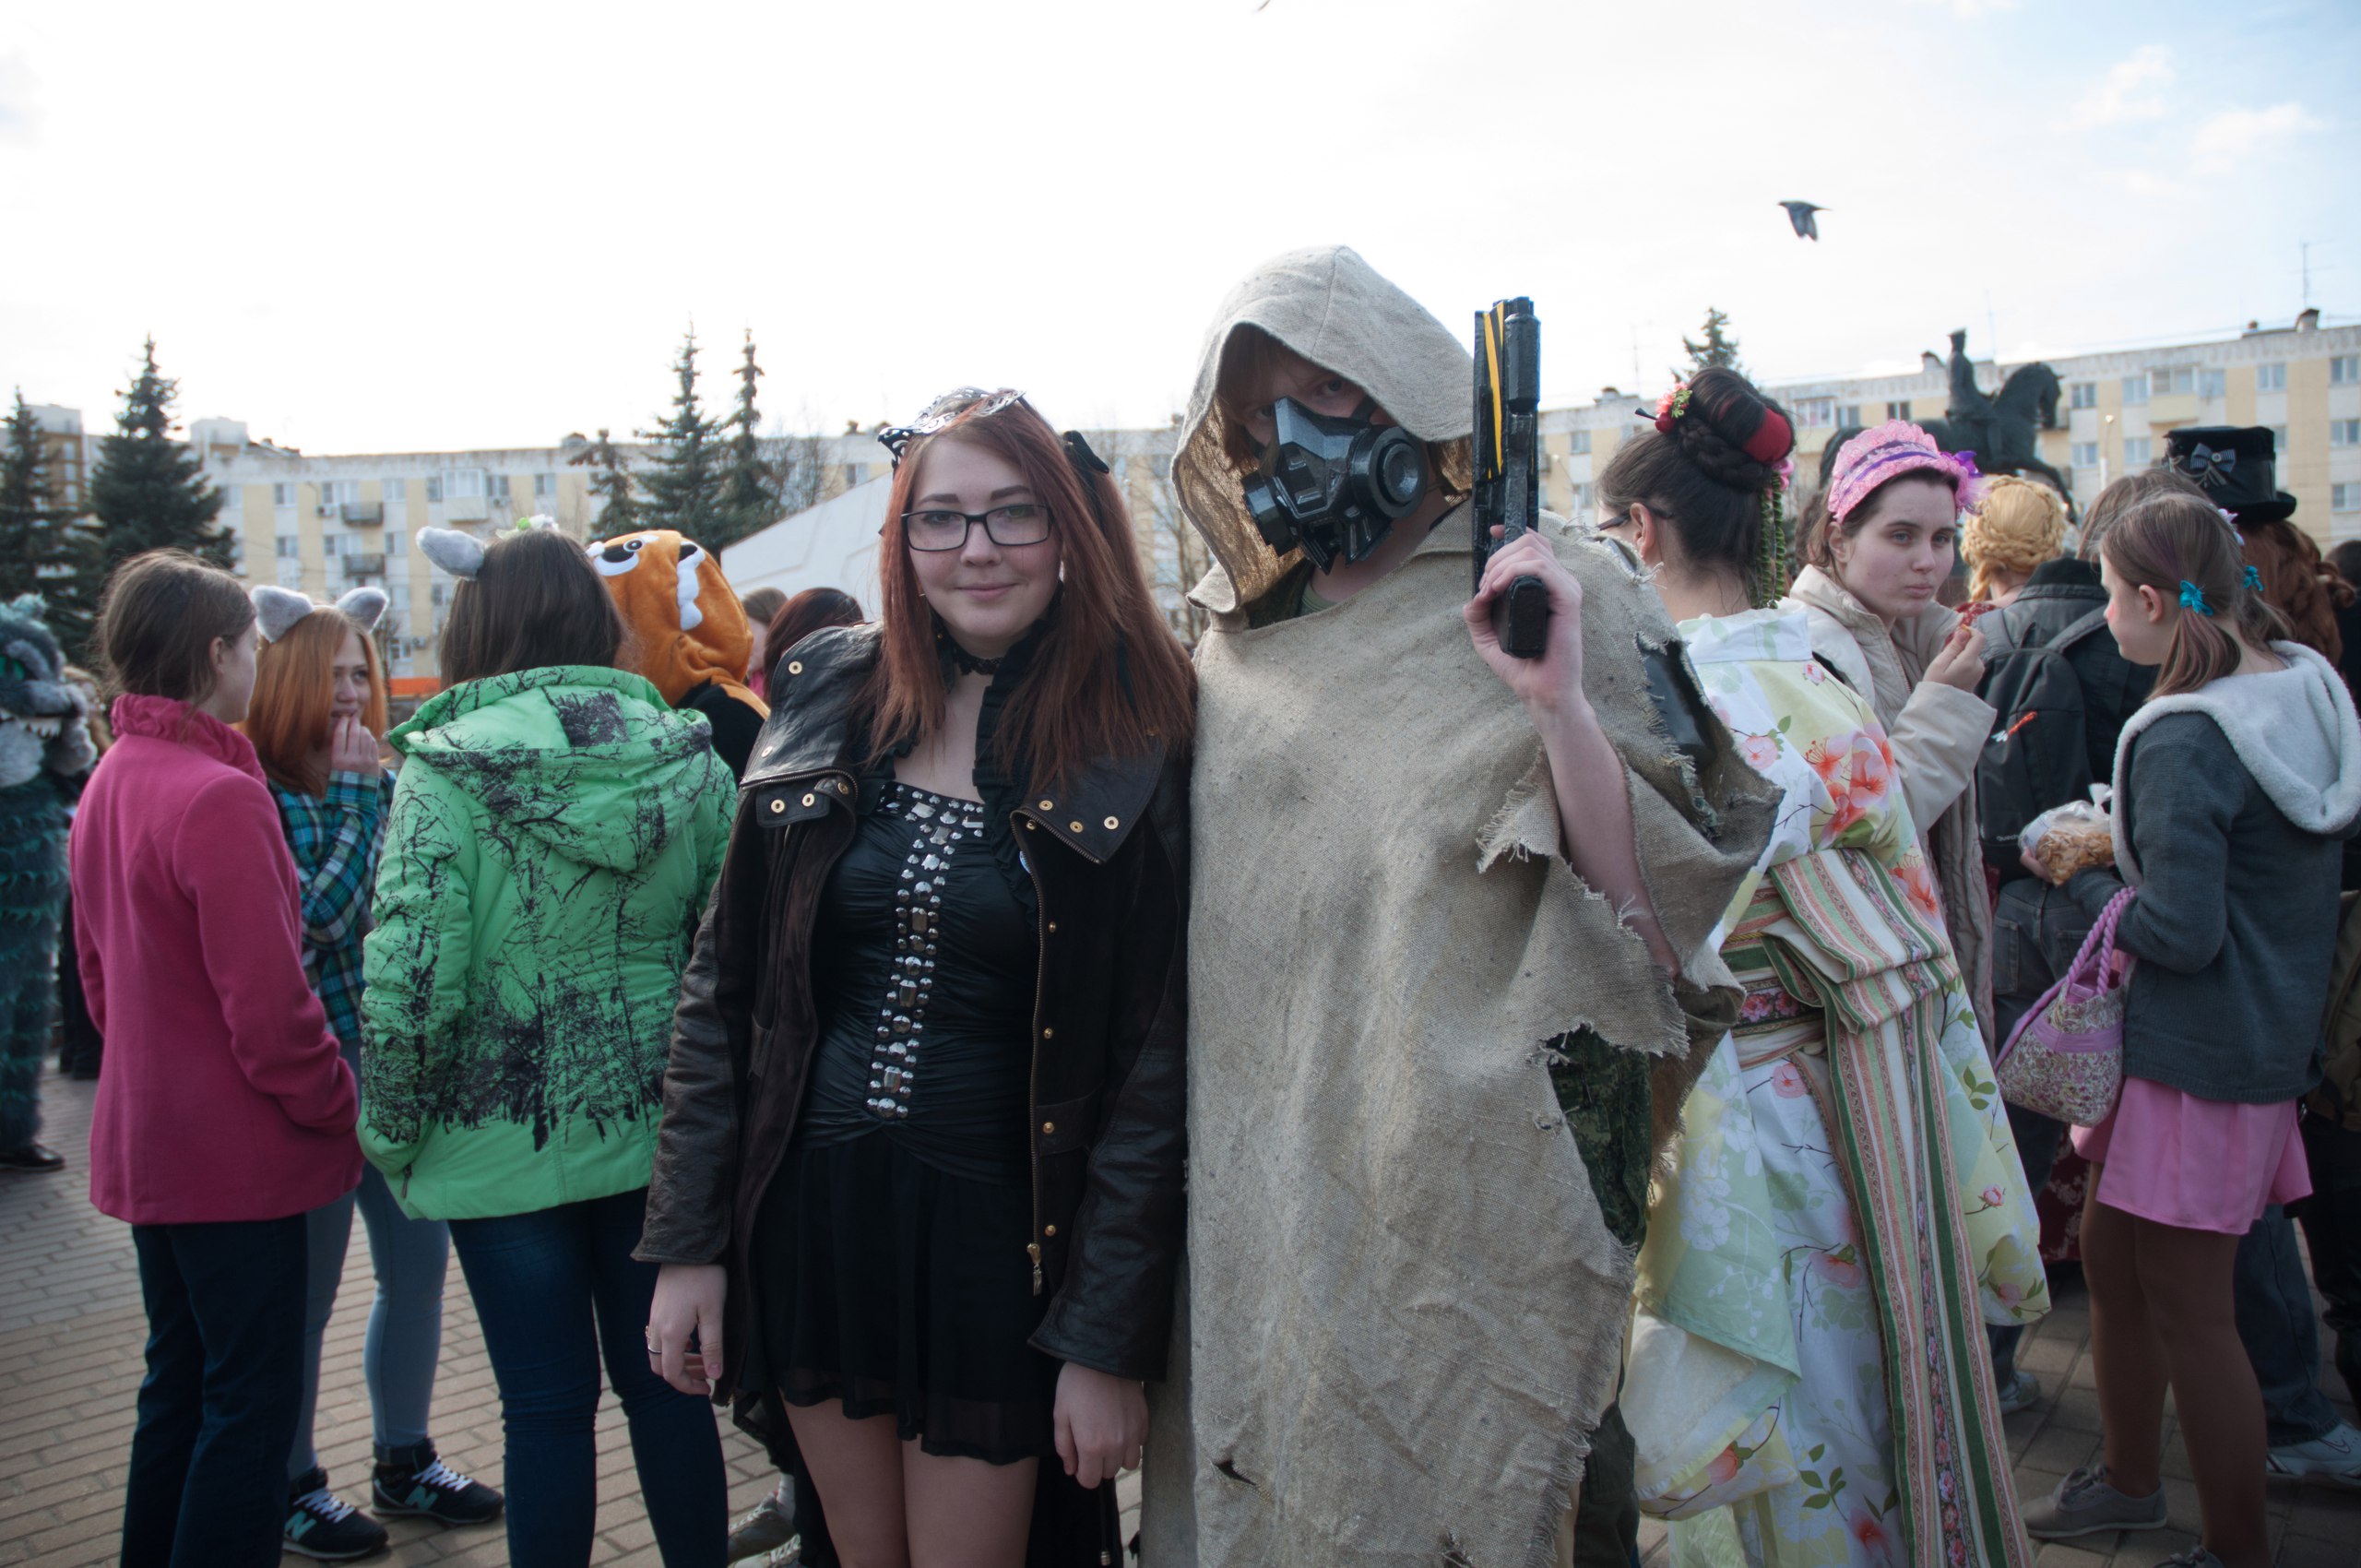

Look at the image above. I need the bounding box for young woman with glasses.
[638,389,1195,1567]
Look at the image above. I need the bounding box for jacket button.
[1046,921,1057,933]
[1103,816,1119,830]
[787,660,803,675]
[1042,1027,1054,1039]
[801,793,816,807]
[1024,821,1036,832]
[1038,799,1054,811]
[769,799,785,814]
[1043,1224,1058,1238]
[1041,1121,1056,1134]
[1068,820,1084,833]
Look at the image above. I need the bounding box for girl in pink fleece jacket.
[70,550,358,1568]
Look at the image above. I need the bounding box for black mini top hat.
[2164,425,2296,525]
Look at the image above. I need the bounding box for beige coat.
[1143,245,1776,1568]
[1782,564,1998,1042]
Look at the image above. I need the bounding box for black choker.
[942,637,1003,677]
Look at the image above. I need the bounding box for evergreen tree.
[710,330,781,559]
[0,390,104,658]
[636,328,727,543]
[88,338,236,574]
[570,427,645,536]
[1676,307,1746,382]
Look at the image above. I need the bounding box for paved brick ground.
[3,1060,2354,1566]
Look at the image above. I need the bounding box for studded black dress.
[748,779,1055,1464]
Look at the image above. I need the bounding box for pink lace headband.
[1826,420,1985,525]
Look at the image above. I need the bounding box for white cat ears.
[417,515,561,582]
[251,585,389,643]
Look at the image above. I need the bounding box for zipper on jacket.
[1015,809,1050,1297]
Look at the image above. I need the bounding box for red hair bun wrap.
[1741,408,1793,466]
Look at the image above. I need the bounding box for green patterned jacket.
[359,665,733,1220]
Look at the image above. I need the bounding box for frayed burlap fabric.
[1142,241,1775,1568]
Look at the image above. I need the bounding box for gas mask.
[1241,398,1430,572]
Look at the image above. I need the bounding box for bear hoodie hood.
[389,664,726,874]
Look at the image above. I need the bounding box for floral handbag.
[1995,886,2135,1126]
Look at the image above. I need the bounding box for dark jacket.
[636,624,1190,1431]
[1976,558,2153,869]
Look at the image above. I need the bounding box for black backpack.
[1975,608,2112,873]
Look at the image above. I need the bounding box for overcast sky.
[3,0,2354,455]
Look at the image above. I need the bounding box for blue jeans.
[2235,1203,2342,1447]
[291,1159,453,1477]
[124,1217,308,1568]
[449,1188,726,1568]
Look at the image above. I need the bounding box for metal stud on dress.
[865,783,989,1121]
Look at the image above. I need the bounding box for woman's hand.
[1052,1362,1147,1489]
[328,717,380,777]
[647,1262,726,1396]
[1466,529,1585,715]
[1924,620,1987,693]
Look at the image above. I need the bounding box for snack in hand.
[2020,801,2115,884]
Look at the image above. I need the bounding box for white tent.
[721,476,891,614]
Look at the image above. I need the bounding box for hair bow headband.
[250,584,388,643]
[876,387,1031,469]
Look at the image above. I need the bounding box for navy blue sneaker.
[283,1467,389,1561]
[372,1443,503,1526]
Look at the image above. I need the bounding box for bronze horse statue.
[1816,328,2071,507]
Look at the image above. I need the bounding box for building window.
[1837,404,1862,427]
[2331,420,2361,447]
[2121,374,2150,404]
[431,583,446,608]
[2201,369,2226,398]
[1795,398,1834,428]
[2256,362,2285,392]
[2335,483,2361,513]
[386,528,404,556]
[440,469,485,500]
[2124,438,2153,466]
[1884,399,1912,421]
[275,535,298,558]
[384,477,406,501]
[2333,356,2361,386]
[2072,442,2100,469]
[273,482,295,506]
[1568,429,1592,455]
[2269,424,2290,454]
[2164,367,2194,395]
[425,475,443,503]
[2069,382,2097,410]
[533,472,557,499]
[317,480,360,511]
[322,533,344,557]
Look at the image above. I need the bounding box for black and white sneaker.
[372,1443,504,1526]
[283,1467,390,1561]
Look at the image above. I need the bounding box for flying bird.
[1779,201,1824,241]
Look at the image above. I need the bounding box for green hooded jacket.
[359,665,734,1220]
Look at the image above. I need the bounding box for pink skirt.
[2072,1077,2310,1233]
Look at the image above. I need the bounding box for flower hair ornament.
[2177,580,2215,616]
[1652,384,1693,433]
[417,515,558,581]
[1826,421,1987,525]
[250,584,388,643]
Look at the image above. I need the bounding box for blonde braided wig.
[1962,473,2069,601]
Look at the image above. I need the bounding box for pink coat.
[73,695,360,1225]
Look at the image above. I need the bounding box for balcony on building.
[344,553,386,579]
[340,501,384,526]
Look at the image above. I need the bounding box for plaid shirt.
[271,769,393,1051]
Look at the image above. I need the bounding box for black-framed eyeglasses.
[897,504,1053,552]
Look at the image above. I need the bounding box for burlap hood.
[1174,244,1472,612]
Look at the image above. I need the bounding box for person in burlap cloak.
[1139,245,1776,1568]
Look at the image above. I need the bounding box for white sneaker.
[2266,1420,2361,1491]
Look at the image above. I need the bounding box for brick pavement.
[4,1059,2354,1566]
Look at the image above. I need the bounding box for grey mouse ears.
[251,584,390,643]
[418,515,558,582]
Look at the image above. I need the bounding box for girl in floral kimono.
[1602,370,2048,1568]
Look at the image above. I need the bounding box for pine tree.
[570,427,644,536]
[0,390,105,658]
[87,338,236,574]
[636,328,727,544]
[709,330,780,560]
[1677,307,1746,382]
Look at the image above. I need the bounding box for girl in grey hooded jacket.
[2020,492,2361,1568]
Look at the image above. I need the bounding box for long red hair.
[243,608,389,796]
[865,400,1193,787]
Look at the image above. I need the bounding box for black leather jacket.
[637,624,1190,1402]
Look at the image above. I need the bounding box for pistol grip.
[1495,574,1550,660]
